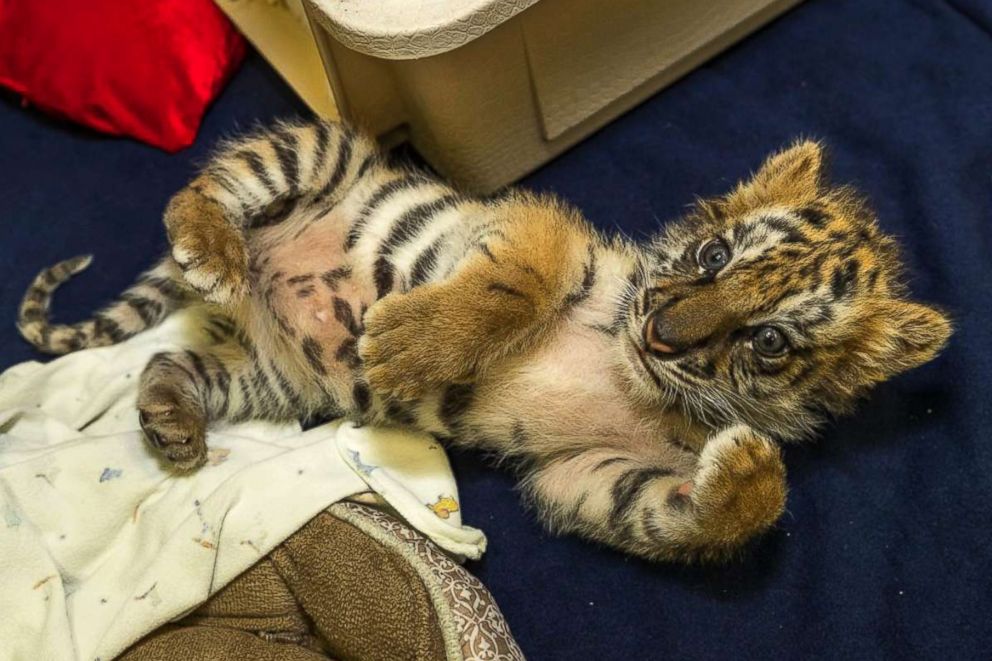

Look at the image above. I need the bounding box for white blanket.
[0,311,486,661]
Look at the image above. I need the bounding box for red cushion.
[0,0,246,151]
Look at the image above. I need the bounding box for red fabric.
[0,0,246,151]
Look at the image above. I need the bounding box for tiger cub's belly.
[247,208,375,383]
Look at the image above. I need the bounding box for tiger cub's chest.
[473,324,693,461]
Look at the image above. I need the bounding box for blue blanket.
[1,1,988,658]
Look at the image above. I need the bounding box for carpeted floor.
[1,0,989,658]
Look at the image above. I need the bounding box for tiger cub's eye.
[698,239,731,272]
[753,326,788,357]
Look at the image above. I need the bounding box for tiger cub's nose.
[644,311,687,357]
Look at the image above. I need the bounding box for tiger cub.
[17,120,950,562]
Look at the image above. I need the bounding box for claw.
[138,411,163,449]
[143,430,164,450]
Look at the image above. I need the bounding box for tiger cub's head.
[624,140,951,440]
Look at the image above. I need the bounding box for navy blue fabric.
[1,1,989,658]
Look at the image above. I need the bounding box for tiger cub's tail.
[17,255,190,355]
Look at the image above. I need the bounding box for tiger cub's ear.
[736,139,826,207]
[854,299,952,383]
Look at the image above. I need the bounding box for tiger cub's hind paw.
[137,394,208,473]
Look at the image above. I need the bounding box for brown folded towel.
[120,503,523,661]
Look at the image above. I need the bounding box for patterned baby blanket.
[0,310,485,661]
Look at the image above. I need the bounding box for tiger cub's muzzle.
[642,285,740,359]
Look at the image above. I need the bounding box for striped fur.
[18,255,188,354]
[15,124,950,563]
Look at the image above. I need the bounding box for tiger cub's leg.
[137,353,212,471]
[526,426,787,563]
[360,194,593,400]
[136,335,304,471]
[164,121,378,304]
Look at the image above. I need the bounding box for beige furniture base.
[219,0,803,193]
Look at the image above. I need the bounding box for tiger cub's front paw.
[169,217,248,305]
[359,289,475,401]
[674,425,786,554]
[137,388,208,473]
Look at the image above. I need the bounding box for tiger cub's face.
[623,141,951,439]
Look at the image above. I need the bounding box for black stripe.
[761,287,802,315]
[237,375,255,420]
[374,257,394,299]
[250,197,298,229]
[94,314,129,343]
[238,149,280,197]
[211,356,231,419]
[831,259,860,299]
[140,276,187,302]
[380,195,461,258]
[42,269,61,286]
[809,253,827,291]
[352,382,371,413]
[19,306,44,322]
[797,205,829,227]
[564,250,596,308]
[440,383,475,429]
[24,286,47,305]
[234,328,259,359]
[592,456,630,472]
[269,360,304,411]
[865,267,880,291]
[732,221,758,246]
[321,266,352,291]
[410,238,441,287]
[302,336,327,375]
[477,242,497,263]
[761,215,808,244]
[310,122,332,182]
[272,128,300,194]
[641,507,670,543]
[63,331,85,352]
[609,467,674,526]
[627,266,644,292]
[251,361,279,409]
[344,176,432,250]
[588,323,618,336]
[385,400,416,425]
[314,131,354,202]
[356,152,378,179]
[185,350,213,393]
[208,167,241,198]
[205,168,249,216]
[206,315,236,339]
[675,360,710,381]
[488,283,527,299]
[665,362,700,388]
[335,337,361,369]
[332,297,362,336]
[519,263,548,287]
[150,354,198,386]
[121,294,163,327]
